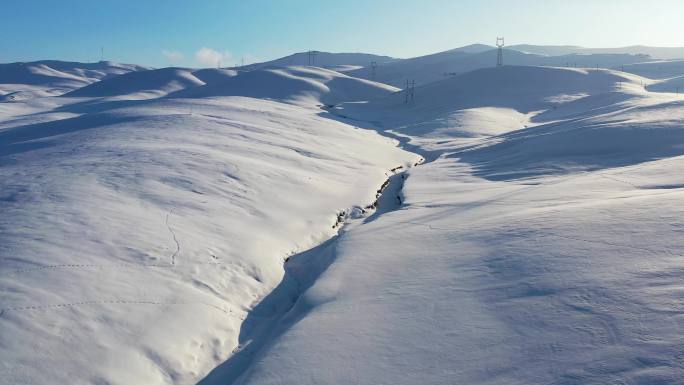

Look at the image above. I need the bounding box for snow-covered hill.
[61,67,240,101]
[510,44,684,60]
[0,66,416,385]
[647,75,684,93]
[338,66,649,151]
[65,67,206,99]
[239,51,396,72]
[348,49,650,87]
[0,60,148,101]
[221,65,684,385]
[171,66,400,106]
[3,47,684,385]
[620,60,684,80]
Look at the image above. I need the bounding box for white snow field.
[245,45,659,89]
[218,66,684,385]
[346,49,650,87]
[171,66,400,106]
[239,51,396,71]
[0,65,416,385]
[65,67,211,99]
[3,52,684,385]
[0,60,148,102]
[509,44,684,60]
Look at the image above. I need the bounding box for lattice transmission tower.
[496,37,505,66]
[307,50,317,66]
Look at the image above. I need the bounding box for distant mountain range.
[237,44,684,88]
[347,49,651,87]
[3,44,684,102]
[509,45,684,60]
[239,52,396,72]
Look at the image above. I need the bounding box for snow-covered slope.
[65,67,242,99]
[172,66,400,106]
[223,65,684,385]
[338,66,649,151]
[0,87,58,102]
[620,60,684,80]
[234,154,684,385]
[4,50,684,385]
[511,44,684,60]
[0,60,148,100]
[0,68,416,385]
[239,51,396,71]
[348,49,650,87]
[191,68,239,84]
[647,75,684,93]
[65,68,205,99]
[448,43,495,53]
[55,68,241,104]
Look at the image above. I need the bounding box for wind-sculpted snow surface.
[621,60,684,80]
[63,67,241,100]
[4,56,684,385]
[647,74,684,94]
[348,49,650,87]
[0,66,416,385]
[239,51,396,71]
[65,67,207,98]
[230,65,684,385]
[0,60,148,101]
[236,156,684,385]
[338,66,651,152]
[509,44,684,60]
[171,66,400,106]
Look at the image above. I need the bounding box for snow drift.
[228,64,684,385]
[171,66,400,105]
[0,60,148,99]
[337,66,649,152]
[0,67,416,385]
[239,51,396,71]
[65,67,205,98]
[621,60,684,79]
[348,49,650,87]
[4,46,684,385]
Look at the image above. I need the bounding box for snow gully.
[196,165,416,385]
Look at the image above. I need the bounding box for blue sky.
[3,0,683,67]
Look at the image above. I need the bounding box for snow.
[621,60,684,80]
[3,45,684,385]
[0,66,415,385]
[171,66,400,106]
[648,75,684,93]
[240,52,396,71]
[65,67,206,99]
[235,156,684,385]
[0,60,148,100]
[510,44,684,60]
[336,66,651,153]
[347,49,652,87]
[222,66,684,385]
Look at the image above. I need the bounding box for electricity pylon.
[496,37,505,66]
